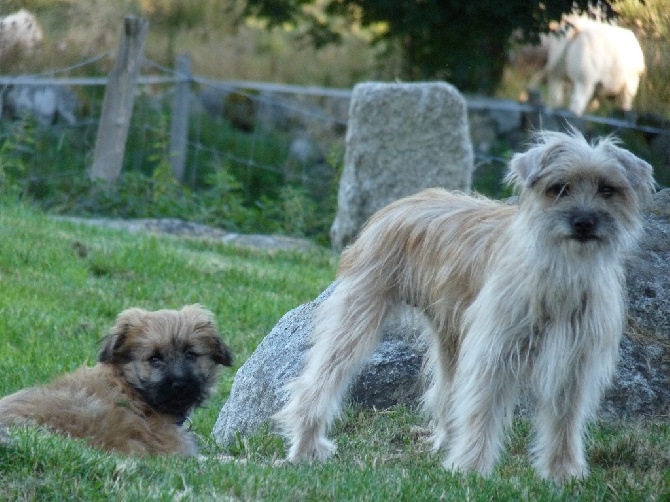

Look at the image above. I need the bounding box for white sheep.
[529,17,645,116]
[0,9,44,60]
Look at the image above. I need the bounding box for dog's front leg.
[441,339,518,476]
[531,392,589,483]
[530,343,616,483]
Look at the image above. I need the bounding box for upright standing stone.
[330,82,473,251]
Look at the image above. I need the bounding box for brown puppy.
[0,305,232,456]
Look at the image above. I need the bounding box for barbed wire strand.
[36,51,114,77]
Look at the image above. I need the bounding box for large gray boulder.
[603,188,670,417]
[212,284,336,446]
[212,189,670,447]
[330,82,473,251]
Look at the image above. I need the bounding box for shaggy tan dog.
[0,305,232,456]
[275,130,655,482]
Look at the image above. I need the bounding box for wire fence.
[0,53,350,192]
[1,49,669,197]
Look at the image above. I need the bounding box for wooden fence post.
[169,53,192,182]
[90,16,149,183]
[525,88,544,131]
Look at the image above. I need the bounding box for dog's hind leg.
[275,275,392,462]
[422,326,458,452]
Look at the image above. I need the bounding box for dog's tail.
[274,270,392,462]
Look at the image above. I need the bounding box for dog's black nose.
[570,213,597,239]
[171,380,187,392]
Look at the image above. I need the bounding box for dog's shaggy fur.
[0,305,232,456]
[275,130,655,482]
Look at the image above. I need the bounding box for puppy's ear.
[99,308,146,363]
[181,304,234,367]
[99,332,124,363]
[212,338,233,367]
[506,136,567,190]
[196,324,233,367]
[602,140,656,204]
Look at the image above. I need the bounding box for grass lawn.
[0,202,669,501]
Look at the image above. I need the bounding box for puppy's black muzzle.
[139,368,205,418]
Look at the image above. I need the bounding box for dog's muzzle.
[569,212,599,242]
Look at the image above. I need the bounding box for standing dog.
[275,130,655,482]
[0,305,232,455]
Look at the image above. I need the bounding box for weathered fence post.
[169,53,192,182]
[525,88,544,131]
[90,16,149,183]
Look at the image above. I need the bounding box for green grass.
[1,202,669,501]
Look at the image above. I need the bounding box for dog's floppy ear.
[601,140,656,204]
[506,134,568,190]
[211,338,234,367]
[99,308,147,363]
[196,324,233,367]
[180,304,233,367]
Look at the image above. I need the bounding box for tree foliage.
[240,0,618,93]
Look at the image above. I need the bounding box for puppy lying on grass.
[0,305,232,455]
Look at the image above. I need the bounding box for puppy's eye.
[598,184,617,199]
[547,183,570,198]
[148,353,163,366]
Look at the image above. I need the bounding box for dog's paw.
[287,436,336,463]
[0,426,11,447]
[541,463,589,485]
[442,451,495,477]
[428,428,448,452]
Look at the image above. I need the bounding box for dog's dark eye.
[598,184,617,199]
[184,349,199,360]
[547,183,570,198]
[148,353,163,366]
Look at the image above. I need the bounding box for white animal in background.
[0,9,44,60]
[529,17,645,115]
[4,85,79,125]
